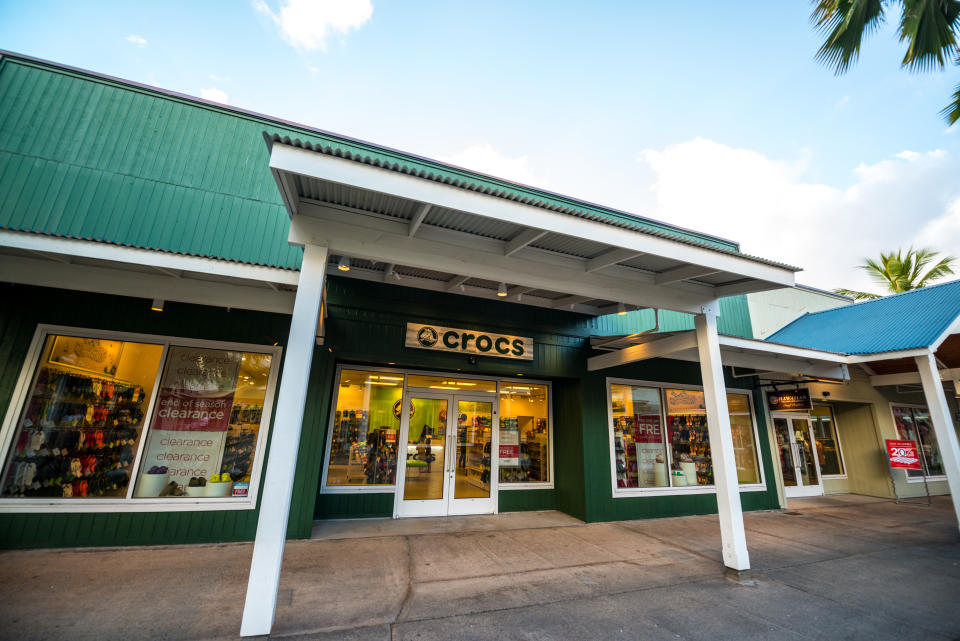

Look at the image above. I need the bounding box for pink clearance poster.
[141,347,242,482]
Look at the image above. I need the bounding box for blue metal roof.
[767,279,960,355]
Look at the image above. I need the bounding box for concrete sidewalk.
[1,496,958,641]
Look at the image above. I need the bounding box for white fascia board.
[587,332,699,371]
[845,348,931,364]
[719,336,849,364]
[932,314,960,352]
[870,367,960,387]
[0,230,299,286]
[0,255,295,314]
[290,205,718,315]
[269,144,796,288]
[330,265,599,314]
[666,348,849,380]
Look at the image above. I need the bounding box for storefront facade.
[2,51,958,637]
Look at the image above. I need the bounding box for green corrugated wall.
[0,52,745,271]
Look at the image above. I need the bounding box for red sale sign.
[886,439,922,469]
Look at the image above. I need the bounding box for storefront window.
[810,405,844,476]
[610,385,666,488]
[1,334,163,499]
[499,383,549,484]
[132,346,273,498]
[608,383,761,491]
[892,405,944,478]
[728,393,761,484]
[326,369,401,486]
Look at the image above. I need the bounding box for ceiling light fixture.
[150,298,164,312]
[497,283,508,297]
[337,256,351,272]
[617,302,627,316]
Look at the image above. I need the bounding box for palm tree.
[835,247,956,300]
[812,0,960,124]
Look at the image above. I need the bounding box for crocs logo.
[417,326,439,347]
[405,323,533,361]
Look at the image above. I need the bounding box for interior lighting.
[617,302,627,316]
[150,298,164,312]
[337,256,351,272]
[497,283,508,297]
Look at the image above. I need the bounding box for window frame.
[0,324,282,513]
[605,377,767,498]
[319,364,554,494]
[810,403,846,479]
[889,402,947,483]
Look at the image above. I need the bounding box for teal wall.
[310,276,777,522]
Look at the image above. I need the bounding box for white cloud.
[634,138,960,294]
[200,87,229,104]
[437,143,546,188]
[124,34,147,47]
[254,0,373,51]
[209,73,231,83]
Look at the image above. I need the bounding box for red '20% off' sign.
[885,440,922,470]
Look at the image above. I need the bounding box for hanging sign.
[885,439,922,470]
[405,323,533,361]
[766,389,812,412]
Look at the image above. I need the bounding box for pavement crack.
[393,535,415,625]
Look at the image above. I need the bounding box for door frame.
[394,390,453,518]
[446,393,499,516]
[392,390,500,518]
[772,412,824,498]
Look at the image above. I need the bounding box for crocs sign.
[405,323,533,361]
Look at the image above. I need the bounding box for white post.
[695,311,750,571]
[915,352,960,531]
[240,243,329,637]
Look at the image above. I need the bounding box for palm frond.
[898,0,960,72]
[833,287,884,300]
[916,255,957,286]
[942,63,960,124]
[812,0,887,74]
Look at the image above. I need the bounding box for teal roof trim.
[767,279,960,355]
[0,51,764,271]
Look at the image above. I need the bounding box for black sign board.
[766,388,812,412]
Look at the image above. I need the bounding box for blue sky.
[1,1,958,292]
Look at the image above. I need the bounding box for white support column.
[240,243,329,637]
[695,311,750,571]
[915,352,960,530]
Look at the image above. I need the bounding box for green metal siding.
[0,54,753,273]
[0,283,318,549]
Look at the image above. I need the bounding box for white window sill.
[612,483,767,498]
[905,475,947,483]
[0,498,256,513]
[499,482,554,491]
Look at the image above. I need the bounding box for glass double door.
[773,414,823,498]
[394,391,497,517]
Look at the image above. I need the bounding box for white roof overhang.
[588,331,851,381]
[268,141,798,316]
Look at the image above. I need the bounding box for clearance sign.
[405,323,533,361]
[885,439,922,470]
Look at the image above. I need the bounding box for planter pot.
[680,462,697,486]
[135,473,168,498]
[671,470,687,487]
[185,485,206,498]
[204,482,233,498]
